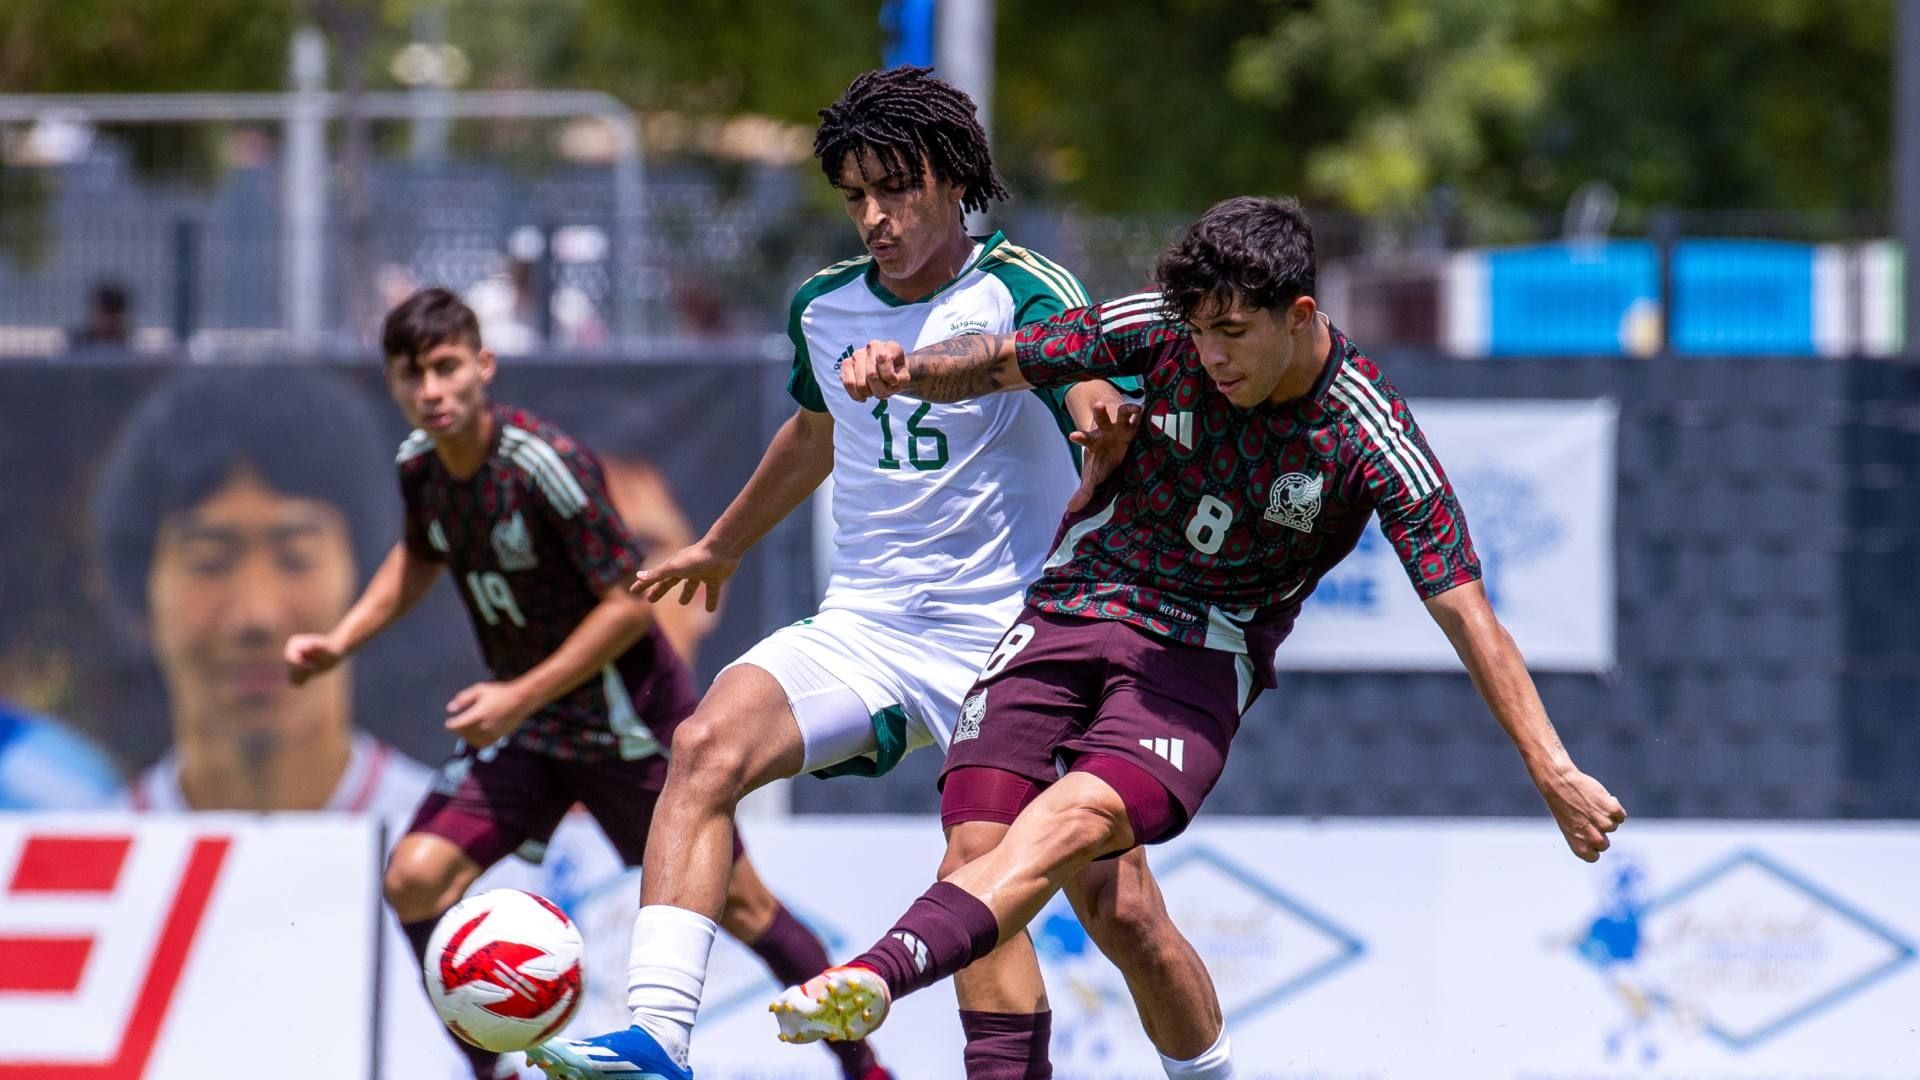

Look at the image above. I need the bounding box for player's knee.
[719,881,777,941]
[939,820,1007,877]
[1074,871,1171,961]
[664,712,754,805]
[382,841,468,921]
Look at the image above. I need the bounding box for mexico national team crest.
[1265,472,1324,532]
[491,511,539,571]
[954,691,987,743]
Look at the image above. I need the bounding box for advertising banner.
[1277,398,1617,672]
[561,817,1919,1080]
[0,814,381,1079]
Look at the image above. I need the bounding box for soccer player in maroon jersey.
[283,287,889,1080]
[774,195,1630,1045]
[533,68,1234,1080]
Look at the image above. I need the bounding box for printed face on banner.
[146,470,357,728]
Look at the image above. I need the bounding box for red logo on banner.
[0,833,230,1079]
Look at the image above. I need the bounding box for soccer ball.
[425,889,585,1052]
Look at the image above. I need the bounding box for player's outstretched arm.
[285,541,442,686]
[1424,581,1627,862]
[841,334,1030,403]
[633,406,836,612]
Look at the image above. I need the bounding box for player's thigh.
[662,661,808,794]
[938,611,1112,809]
[1062,628,1253,847]
[403,742,576,877]
[724,611,911,778]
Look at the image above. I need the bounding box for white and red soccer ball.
[425,888,584,1052]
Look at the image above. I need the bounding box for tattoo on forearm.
[904,333,1016,401]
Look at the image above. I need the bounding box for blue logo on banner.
[1307,467,1563,614]
[1452,467,1563,610]
[1568,850,1915,1061]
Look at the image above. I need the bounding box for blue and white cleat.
[768,964,891,1044]
[524,1026,692,1080]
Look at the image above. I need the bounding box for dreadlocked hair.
[814,65,1010,215]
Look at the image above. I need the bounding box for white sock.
[1161,1026,1235,1079]
[625,904,718,1067]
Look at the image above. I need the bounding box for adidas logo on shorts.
[1140,737,1186,771]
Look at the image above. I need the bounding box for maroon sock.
[850,882,1001,1000]
[960,1010,1052,1079]
[402,916,502,1080]
[748,904,880,1078]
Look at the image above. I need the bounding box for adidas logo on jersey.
[427,520,450,553]
[1139,737,1186,771]
[491,511,539,572]
[1150,410,1195,449]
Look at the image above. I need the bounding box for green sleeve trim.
[983,247,1139,469]
[808,704,910,779]
[785,257,870,413]
[979,242,1091,327]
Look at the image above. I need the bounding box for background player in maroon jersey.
[284,288,890,1080]
[774,196,1628,1045]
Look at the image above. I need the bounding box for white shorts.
[723,606,1004,778]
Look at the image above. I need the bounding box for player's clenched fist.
[841,339,911,402]
[284,632,344,686]
[1538,767,1629,863]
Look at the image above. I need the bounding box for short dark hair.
[381,286,480,361]
[814,65,1010,215]
[89,366,396,621]
[1153,196,1317,323]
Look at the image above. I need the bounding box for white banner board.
[565,818,1919,1079]
[1278,398,1618,672]
[11,815,1909,1079]
[0,814,381,1080]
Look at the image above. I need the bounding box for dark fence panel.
[794,355,1914,820]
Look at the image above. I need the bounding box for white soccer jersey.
[787,231,1091,635]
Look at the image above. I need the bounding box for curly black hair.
[1154,196,1316,323]
[814,65,1010,214]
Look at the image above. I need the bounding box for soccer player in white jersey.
[530,67,1236,1080]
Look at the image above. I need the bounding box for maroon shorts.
[939,610,1258,844]
[407,741,674,869]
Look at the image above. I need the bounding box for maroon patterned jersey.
[397,404,693,762]
[1013,293,1481,686]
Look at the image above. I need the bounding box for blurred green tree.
[1001,0,1889,230]
[0,0,1893,230]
